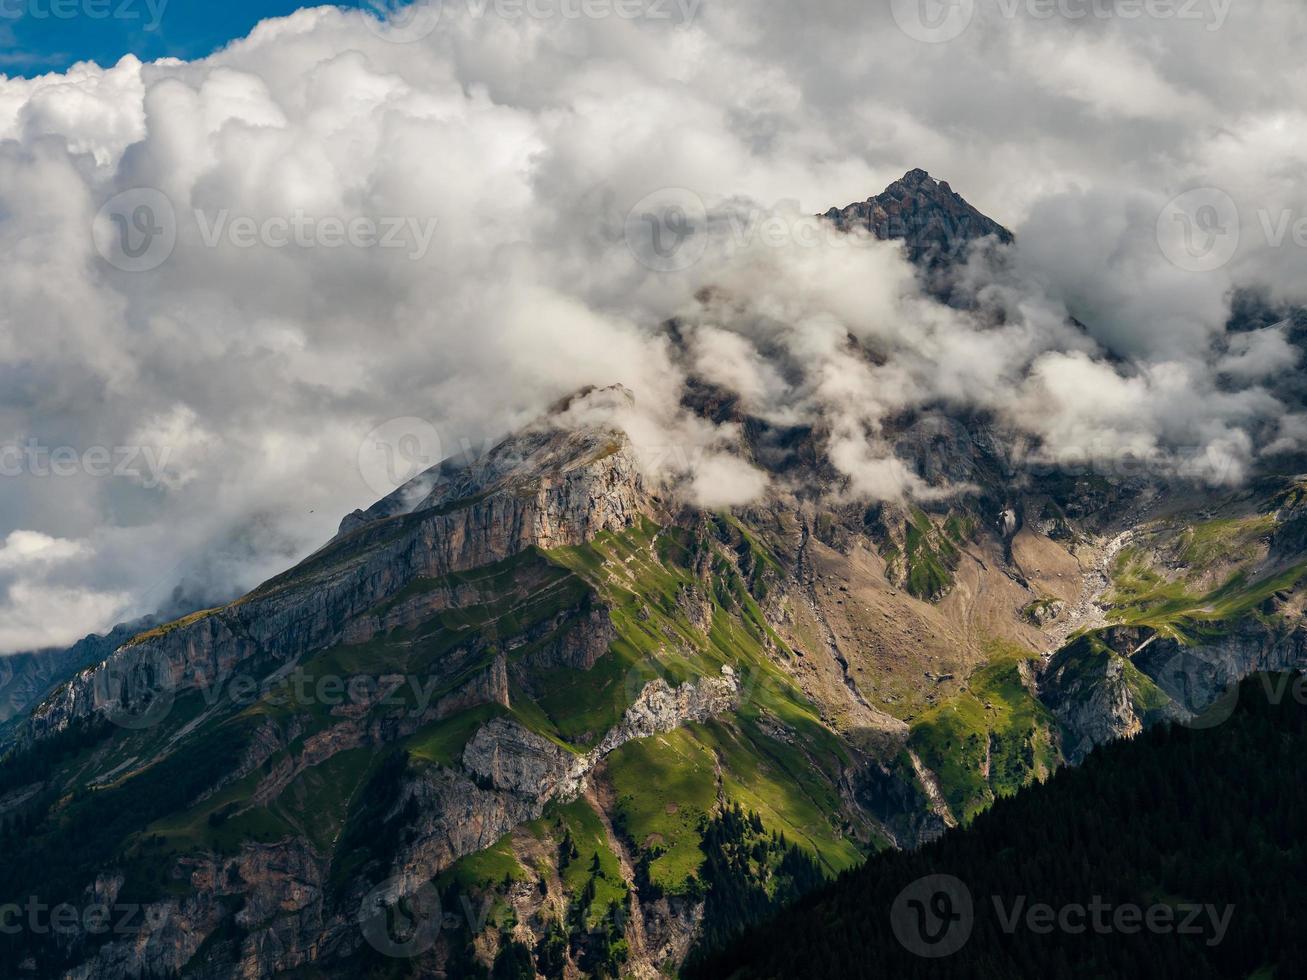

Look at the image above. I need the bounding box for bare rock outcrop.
[28,426,650,742]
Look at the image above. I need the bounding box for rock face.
[1136,619,1307,720]
[26,423,650,742]
[0,621,152,733]
[63,840,332,980]
[1042,643,1158,764]
[390,674,740,974]
[1043,619,1307,763]
[463,717,581,798]
[822,168,1014,267]
[1271,483,1307,562]
[462,673,739,802]
[849,756,950,848]
[61,675,740,980]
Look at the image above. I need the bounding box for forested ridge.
[691,672,1307,980]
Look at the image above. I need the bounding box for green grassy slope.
[908,643,1061,823]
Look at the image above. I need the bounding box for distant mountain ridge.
[0,619,159,737]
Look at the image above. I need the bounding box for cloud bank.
[0,0,1305,650]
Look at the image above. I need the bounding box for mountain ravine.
[3,172,1306,980]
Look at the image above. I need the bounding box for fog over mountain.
[1,0,1305,651]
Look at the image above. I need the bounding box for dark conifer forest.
[691,673,1307,980]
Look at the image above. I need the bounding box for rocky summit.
[2,175,1306,980]
[821,168,1015,267]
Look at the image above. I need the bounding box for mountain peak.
[337,387,637,539]
[547,382,635,417]
[822,168,1013,267]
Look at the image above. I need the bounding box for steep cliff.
[26,423,650,741]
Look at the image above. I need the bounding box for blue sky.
[0,0,392,76]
